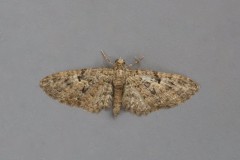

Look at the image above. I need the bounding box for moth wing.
[40,68,114,113]
[122,70,199,115]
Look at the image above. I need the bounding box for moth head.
[115,58,126,66]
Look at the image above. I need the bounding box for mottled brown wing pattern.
[40,68,114,113]
[122,70,199,115]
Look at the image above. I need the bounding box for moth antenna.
[128,55,144,67]
[101,50,114,65]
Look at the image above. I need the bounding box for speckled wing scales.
[123,70,199,115]
[40,68,114,113]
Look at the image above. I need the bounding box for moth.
[40,51,199,117]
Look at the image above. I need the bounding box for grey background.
[0,0,239,160]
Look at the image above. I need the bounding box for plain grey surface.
[0,0,240,160]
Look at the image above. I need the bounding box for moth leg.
[101,50,114,66]
[128,55,144,67]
